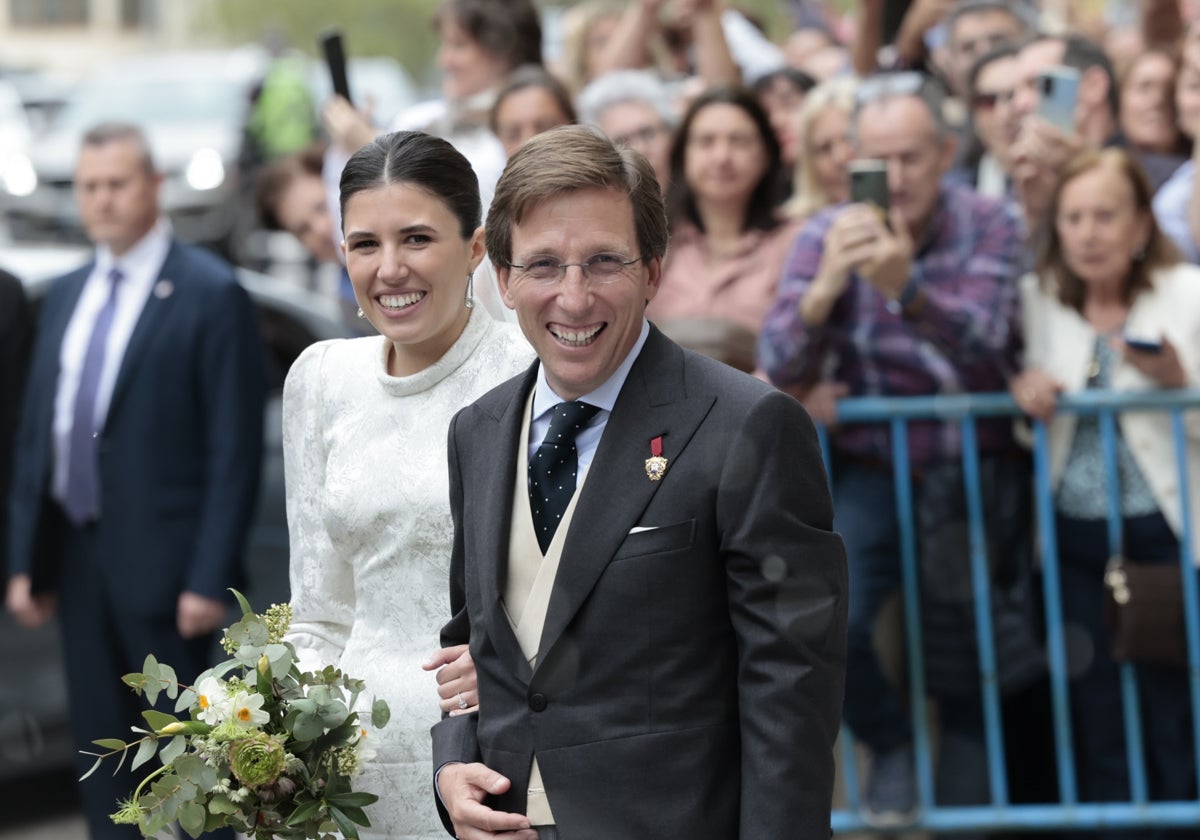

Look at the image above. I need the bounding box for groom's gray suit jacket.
[432,326,847,838]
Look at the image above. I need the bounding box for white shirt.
[51,219,172,501]
[528,319,651,477]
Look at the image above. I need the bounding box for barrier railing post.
[890,416,936,812]
[1031,420,1079,807]
[1099,409,1150,806]
[959,418,1008,808]
[1170,409,1200,785]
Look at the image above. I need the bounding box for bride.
[281,130,533,838]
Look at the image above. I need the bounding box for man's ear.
[495,263,517,310]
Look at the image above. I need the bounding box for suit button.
[528,693,547,712]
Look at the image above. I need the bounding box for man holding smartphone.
[759,71,1025,829]
[1009,33,1126,229]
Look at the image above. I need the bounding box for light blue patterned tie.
[528,401,600,553]
[63,268,122,525]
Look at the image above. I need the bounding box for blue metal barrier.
[825,389,1200,834]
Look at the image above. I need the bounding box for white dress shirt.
[52,219,172,502]
[528,319,650,478]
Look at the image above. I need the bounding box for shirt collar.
[532,319,651,420]
[95,217,172,279]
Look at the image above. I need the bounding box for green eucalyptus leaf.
[208,793,238,815]
[178,800,206,838]
[91,738,127,751]
[142,710,178,732]
[371,699,390,729]
[175,687,197,713]
[121,672,148,692]
[78,755,104,782]
[317,701,349,728]
[289,698,316,715]
[159,734,187,765]
[292,711,325,741]
[231,588,253,616]
[328,806,359,839]
[158,663,178,699]
[131,737,158,771]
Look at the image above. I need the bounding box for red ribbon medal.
[644,435,668,481]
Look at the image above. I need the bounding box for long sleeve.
[720,389,847,836]
[282,340,354,669]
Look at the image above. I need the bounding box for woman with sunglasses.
[955,45,1022,199]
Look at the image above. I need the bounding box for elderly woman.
[1012,148,1200,832]
[576,68,676,192]
[647,86,795,351]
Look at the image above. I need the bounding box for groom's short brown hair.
[486,125,668,267]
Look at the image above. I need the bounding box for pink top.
[649,218,802,334]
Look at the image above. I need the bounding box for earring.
[464,272,475,310]
[356,307,365,319]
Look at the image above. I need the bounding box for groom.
[432,126,847,839]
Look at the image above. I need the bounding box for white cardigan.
[1020,263,1200,563]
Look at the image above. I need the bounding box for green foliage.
[194,0,442,79]
[84,589,388,839]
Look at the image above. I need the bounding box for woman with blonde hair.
[786,76,857,221]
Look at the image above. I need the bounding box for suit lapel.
[107,243,182,420]
[474,364,539,683]
[537,328,715,664]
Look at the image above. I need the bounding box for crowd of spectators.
[15,0,1192,835]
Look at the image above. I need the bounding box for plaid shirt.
[758,183,1022,466]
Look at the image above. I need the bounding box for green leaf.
[175,687,197,713]
[284,799,323,826]
[131,737,158,771]
[338,805,370,826]
[292,711,325,741]
[231,588,253,616]
[178,800,206,838]
[78,754,104,782]
[159,734,187,766]
[122,672,148,692]
[208,794,238,815]
[142,710,178,732]
[328,806,359,839]
[371,698,390,729]
[325,792,378,808]
[159,663,179,699]
[91,738,127,751]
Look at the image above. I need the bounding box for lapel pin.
[644,435,668,481]
[153,279,174,299]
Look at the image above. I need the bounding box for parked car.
[0,47,269,259]
[0,244,352,781]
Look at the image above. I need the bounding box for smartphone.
[849,159,889,214]
[1124,337,1163,354]
[319,30,353,105]
[1036,66,1080,135]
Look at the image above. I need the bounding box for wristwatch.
[886,278,920,315]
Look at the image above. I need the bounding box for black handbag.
[1103,556,1189,667]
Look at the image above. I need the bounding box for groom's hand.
[438,762,538,839]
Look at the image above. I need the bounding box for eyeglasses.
[855,71,927,105]
[611,124,669,148]
[508,253,643,285]
[971,89,1016,111]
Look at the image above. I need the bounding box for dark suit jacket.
[433,327,847,839]
[0,270,32,575]
[6,240,264,612]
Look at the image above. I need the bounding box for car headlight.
[3,152,36,196]
[185,148,225,191]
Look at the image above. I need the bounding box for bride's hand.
[424,644,479,716]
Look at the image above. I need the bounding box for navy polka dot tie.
[529,400,600,553]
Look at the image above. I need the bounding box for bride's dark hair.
[339,130,482,239]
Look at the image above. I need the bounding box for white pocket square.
[628,526,659,534]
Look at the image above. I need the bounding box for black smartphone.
[1124,337,1163,354]
[319,30,353,105]
[849,159,889,213]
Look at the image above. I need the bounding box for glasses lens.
[972,92,1000,110]
[584,254,628,279]
[523,259,561,282]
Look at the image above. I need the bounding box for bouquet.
[82,591,390,839]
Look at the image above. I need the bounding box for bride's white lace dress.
[281,310,532,839]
